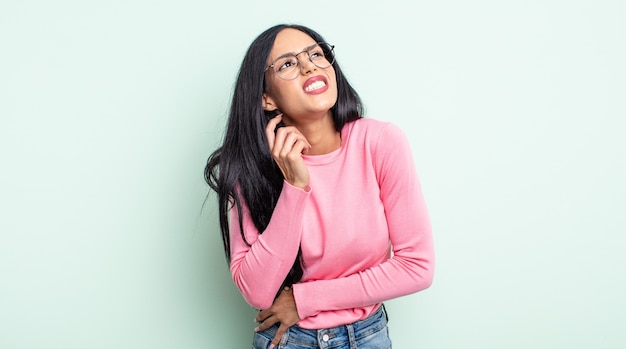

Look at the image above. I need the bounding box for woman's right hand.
[265,114,311,190]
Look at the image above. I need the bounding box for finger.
[276,129,311,158]
[272,126,288,158]
[254,314,278,332]
[278,131,301,158]
[270,323,290,349]
[265,114,283,150]
[285,140,310,160]
[280,126,312,149]
[255,308,272,323]
[294,138,311,155]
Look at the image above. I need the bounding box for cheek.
[273,81,301,103]
[329,79,339,101]
[264,76,281,95]
[329,71,338,93]
[265,80,291,108]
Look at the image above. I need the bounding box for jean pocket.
[252,331,272,349]
[356,326,392,349]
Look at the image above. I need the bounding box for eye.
[277,57,298,71]
[309,47,325,60]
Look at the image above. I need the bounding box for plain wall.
[1,0,624,348]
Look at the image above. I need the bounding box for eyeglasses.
[264,42,335,80]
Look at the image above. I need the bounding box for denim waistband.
[255,305,390,349]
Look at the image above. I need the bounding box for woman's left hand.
[255,287,301,349]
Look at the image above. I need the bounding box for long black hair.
[205,24,363,293]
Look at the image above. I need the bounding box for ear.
[262,93,278,112]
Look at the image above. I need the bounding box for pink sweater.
[229,118,434,329]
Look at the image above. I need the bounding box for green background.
[1,0,625,348]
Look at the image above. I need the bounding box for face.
[262,28,338,125]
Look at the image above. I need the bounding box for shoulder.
[346,118,408,149]
[348,117,390,132]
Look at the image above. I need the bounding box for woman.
[205,24,434,349]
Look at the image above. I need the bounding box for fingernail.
[269,345,275,349]
[254,326,259,332]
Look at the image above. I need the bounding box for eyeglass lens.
[272,43,334,80]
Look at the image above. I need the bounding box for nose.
[296,52,316,75]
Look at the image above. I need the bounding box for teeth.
[305,80,326,92]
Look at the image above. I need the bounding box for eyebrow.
[273,43,319,61]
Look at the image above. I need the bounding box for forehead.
[269,29,317,59]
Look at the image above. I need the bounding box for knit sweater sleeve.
[292,123,435,319]
[229,183,310,310]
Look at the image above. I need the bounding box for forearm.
[292,232,434,319]
[230,182,310,309]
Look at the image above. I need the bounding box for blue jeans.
[252,305,392,349]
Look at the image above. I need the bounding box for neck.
[283,113,341,155]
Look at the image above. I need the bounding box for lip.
[302,75,329,95]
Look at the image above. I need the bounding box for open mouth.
[305,80,326,92]
[302,75,328,94]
